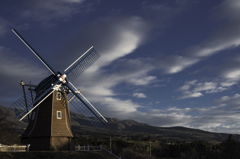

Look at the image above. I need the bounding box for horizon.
[0,104,229,135]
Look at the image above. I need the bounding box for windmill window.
[56,92,61,100]
[32,111,36,120]
[57,111,62,119]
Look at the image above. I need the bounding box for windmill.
[8,28,108,151]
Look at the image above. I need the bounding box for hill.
[0,105,237,142]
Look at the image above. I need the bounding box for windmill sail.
[64,46,100,82]
[8,91,36,118]
[67,82,107,127]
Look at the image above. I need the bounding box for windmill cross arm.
[80,92,108,123]
[64,46,94,72]
[12,29,58,76]
[20,82,37,87]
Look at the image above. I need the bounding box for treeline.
[75,135,240,159]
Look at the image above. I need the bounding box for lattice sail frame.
[65,46,100,82]
[8,27,107,128]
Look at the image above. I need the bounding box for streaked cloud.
[57,16,150,71]
[213,94,240,107]
[187,0,240,57]
[177,79,235,99]
[133,93,147,98]
[179,91,203,99]
[75,58,156,97]
[193,82,217,92]
[157,55,199,74]
[223,69,240,79]
[92,97,142,119]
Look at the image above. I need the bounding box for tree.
[226,134,234,142]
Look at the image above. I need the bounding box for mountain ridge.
[0,105,237,141]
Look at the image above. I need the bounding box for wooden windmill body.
[21,90,75,151]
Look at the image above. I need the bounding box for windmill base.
[21,137,75,151]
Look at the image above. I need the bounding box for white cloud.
[58,16,150,73]
[87,16,149,71]
[177,78,237,99]
[178,84,190,91]
[179,91,203,99]
[157,55,199,74]
[188,0,240,57]
[177,80,203,99]
[128,76,157,86]
[224,69,240,79]
[214,94,240,107]
[141,0,240,79]
[77,58,156,97]
[186,80,198,85]
[218,57,240,88]
[220,81,237,87]
[133,93,147,98]
[193,82,217,92]
[91,97,142,119]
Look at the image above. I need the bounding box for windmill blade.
[66,82,107,128]
[12,28,57,75]
[8,91,36,119]
[8,76,61,121]
[64,46,100,82]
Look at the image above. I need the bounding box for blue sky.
[1,0,240,134]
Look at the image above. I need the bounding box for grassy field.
[0,151,120,159]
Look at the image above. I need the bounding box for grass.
[0,151,120,159]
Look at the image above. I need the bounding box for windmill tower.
[8,28,108,151]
